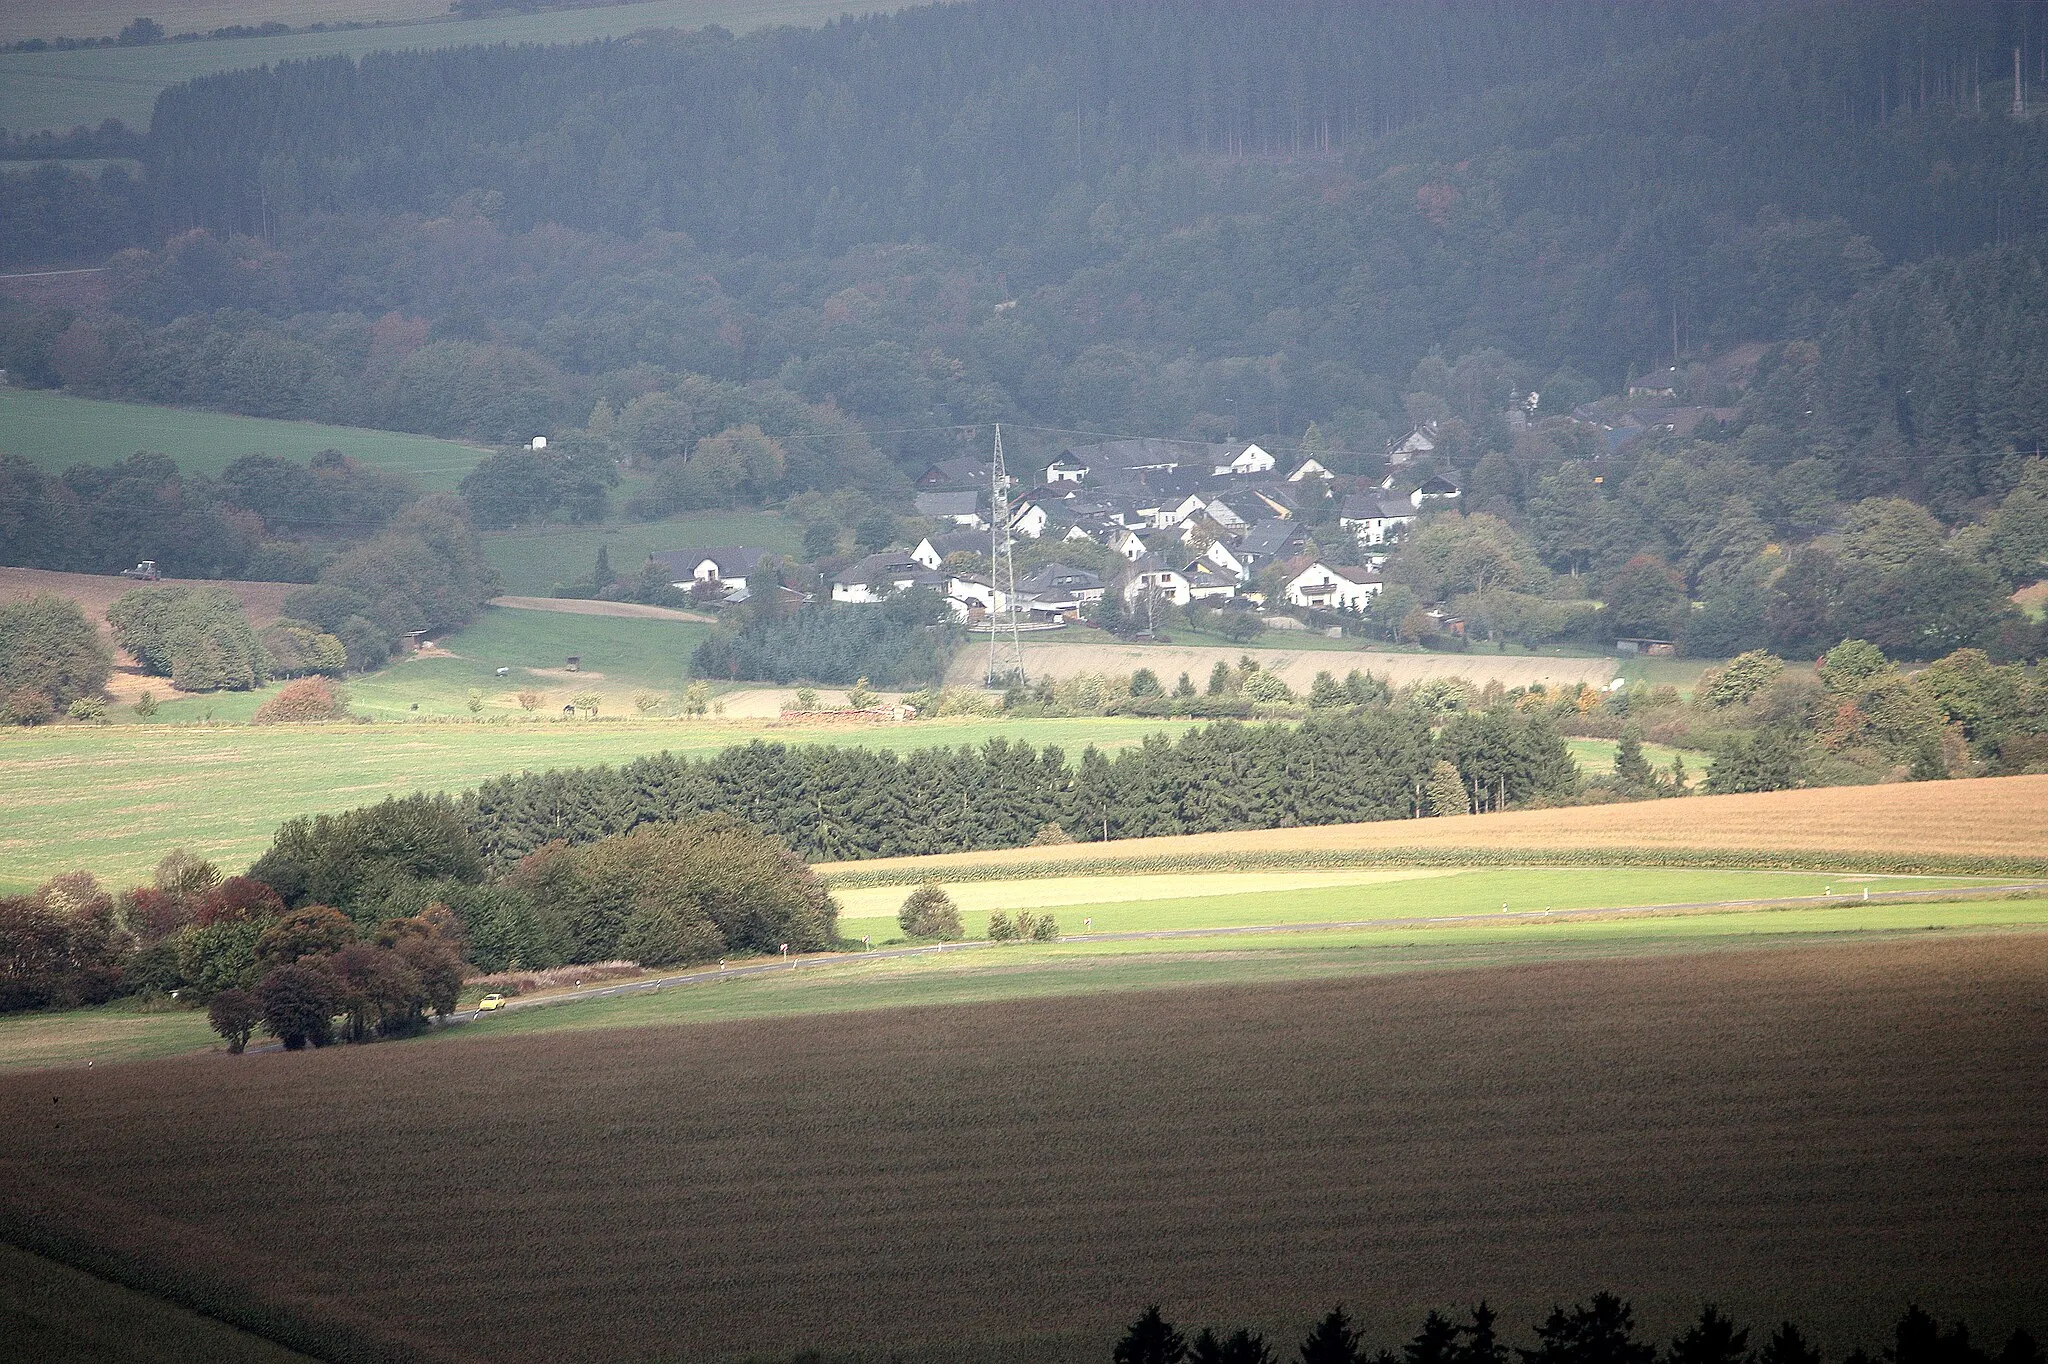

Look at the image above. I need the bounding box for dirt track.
[948,638,1620,692]
[489,595,714,623]
[3,935,2042,1361]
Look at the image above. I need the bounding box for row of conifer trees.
[458,712,1578,868]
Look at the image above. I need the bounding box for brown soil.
[0,566,298,633]
[2,936,2042,1361]
[489,595,715,623]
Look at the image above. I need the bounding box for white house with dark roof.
[1285,562,1383,611]
[1339,493,1419,547]
[831,551,939,603]
[914,489,986,528]
[1016,562,1105,603]
[1202,538,1250,583]
[648,545,773,586]
[1287,457,1336,482]
[1411,474,1462,506]
[1121,554,1193,605]
[1183,560,1240,601]
[1213,442,1277,475]
[911,531,985,570]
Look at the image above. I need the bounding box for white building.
[1285,562,1383,611]
[1214,442,1277,475]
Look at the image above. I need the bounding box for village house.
[910,531,985,571]
[647,545,773,588]
[1286,457,1336,482]
[831,551,941,603]
[1016,562,1105,604]
[1386,420,1439,466]
[1121,553,1193,605]
[1285,562,1383,611]
[913,489,986,528]
[1339,493,1419,546]
[1213,442,1277,476]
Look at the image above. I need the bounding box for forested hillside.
[2,0,2046,664]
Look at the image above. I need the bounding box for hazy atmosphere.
[1,2,2044,1362]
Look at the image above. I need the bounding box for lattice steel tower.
[986,423,1026,686]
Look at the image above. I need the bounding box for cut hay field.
[0,709,1192,891]
[820,773,2048,883]
[0,0,907,132]
[4,934,2042,1361]
[961,637,1628,694]
[0,389,487,488]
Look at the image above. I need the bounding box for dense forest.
[2,0,2047,665]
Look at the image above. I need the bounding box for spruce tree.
[1612,729,1655,793]
[1299,1308,1362,1364]
[1428,760,1472,816]
[1116,1308,1188,1364]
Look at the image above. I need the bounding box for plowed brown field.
[3,936,2044,1362]
[819,773,2048,881]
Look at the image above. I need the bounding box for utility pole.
[985,423,1026,687]
[2018,46,2026,119]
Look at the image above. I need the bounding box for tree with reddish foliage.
[196,875,287,927]
[327,941,424,1041]
[257,962,338,1050]
[207,987,260,1053]
[256,904,356,970]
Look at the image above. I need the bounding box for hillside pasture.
[0,0,910,132]
[479,511,801,596]
[0,707,1193,891]
[2,934,2042,1361]
[0,389,486,488]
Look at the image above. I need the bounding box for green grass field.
[480,511,801,596]
[831,866,2019,940]
[0,389,486,488]
[0,706,1194,891]
[0,0,904,132]
[7,871,2040,1074]
[462,896,2048,1047]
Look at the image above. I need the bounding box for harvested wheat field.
[4,936,2045,1363]
[945,640,1621,694]
[821,773,2048,884]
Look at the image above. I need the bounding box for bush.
[2,686,54,726]
[898,882,963,940]
[986,909,1017,941]
[66,696,107,723]
[252,677,349,724]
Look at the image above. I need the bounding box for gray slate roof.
[649,546,772,579]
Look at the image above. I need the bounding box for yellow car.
[477,993,507,1012]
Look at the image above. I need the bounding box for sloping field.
[3,936,2043,1361]
[0,0,904,131]
[0,566,296,631]
[820,774,2048,882]
[952,639,1621,692]
[0,713,1190,891]
[0,389,486,487]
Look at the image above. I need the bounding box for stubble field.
[4,934,2043,1363]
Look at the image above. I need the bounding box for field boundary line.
[444,883,2048,1025]
[817,846,2048,887]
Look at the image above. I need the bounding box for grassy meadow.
[828,866,2026,941]
[0,389,487,488]
[0,0,906,132]
[3,932,2042,1362]
[479,511,802,595]
[0,705,1196,891]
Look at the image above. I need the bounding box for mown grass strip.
[818,845,2048,887]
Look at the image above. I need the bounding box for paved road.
[442,879,2048,1026]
